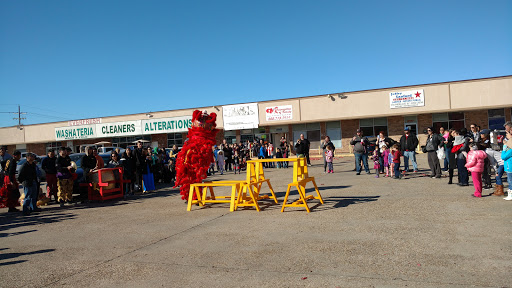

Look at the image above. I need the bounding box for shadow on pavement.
[0,248,55,266]
[308,195,380,212]
[0,212,76,233]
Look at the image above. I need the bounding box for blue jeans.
[394,162,400,178]
[23,180,38,213]
[507,173,512,190]
[496,165,504,185]
[355,153,369,173]
[403,151,417,172]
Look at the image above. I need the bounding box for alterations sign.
[55,116,193,141]
[389,89,425,109]
[265,105,292,121]
[222,103,259,130]
[141,116,192,134]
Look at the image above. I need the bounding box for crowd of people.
[350,121,512,200]
[2,121,511,216]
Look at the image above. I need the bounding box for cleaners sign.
[389,89,425,109]
[55,116,192,141]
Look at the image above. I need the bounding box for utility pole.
[12,105,26,130]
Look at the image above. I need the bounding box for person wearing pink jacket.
[465,143,487,197]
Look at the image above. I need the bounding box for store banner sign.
[265,105,292,121]
[96,120,142,137]
[55,116,193,141]
[141,116,192,135]
[68,118,102,126]
[55,124,97,141]
[390,89,425,109]
[222,103,259,130]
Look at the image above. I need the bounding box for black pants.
[135,169,143,190]
[305,151,311,165]
[457,158,469,185]
[225,159,232,171]
[482,158,491,186]
[427,151,441,177]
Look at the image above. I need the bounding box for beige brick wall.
[464,110,488,130]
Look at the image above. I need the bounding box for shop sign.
[68,118,101,126]
[390,89,425,109]
[141,116,192,135]
[265,105,292,121]
[55,124,96,141]
[96,120,142,137]
[222,103,259,130]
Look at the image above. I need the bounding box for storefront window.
[293,123,321,149]
[167,133,183,147]
[404,116,418,135]
[46,142,61,153]
[325,121,342,149]
[359,117,388,137]
[224,130,236,144]
[432,112,464,132]
[489,109,506,130]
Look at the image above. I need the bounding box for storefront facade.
[1,76,511,156]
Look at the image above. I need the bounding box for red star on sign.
[415,91,421,97]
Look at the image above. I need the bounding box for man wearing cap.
[400,127,419,173]
[350,129,370,175]
[41,149,58,202]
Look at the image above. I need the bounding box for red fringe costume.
[174,110,218,200]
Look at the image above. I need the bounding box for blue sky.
[1,0,511,127]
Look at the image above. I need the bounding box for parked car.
[97,146,125,154]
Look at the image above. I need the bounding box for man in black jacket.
[133,141,145,191]
[295,137,306,158]
[41,149,57,201]
[399,127,419,173]
[300,134,311,166]
[425,127,443,178]
[350,129,370,175]
[56,146,74,206]
[18,153,41,215]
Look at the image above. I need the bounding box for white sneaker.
[504,190,512,201]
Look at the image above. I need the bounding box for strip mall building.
[1,75,511,156]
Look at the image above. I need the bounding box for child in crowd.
[372,149,380,178]
[233,151,241,174]
[388,146,395,178]
[465,143,487,197]
[325,145,334,173]
[275,148,283,168]
[381,145,390,177]
[391,144,401,179]
[217,150,225,175]
[486,145,504,196]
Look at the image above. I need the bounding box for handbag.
[437,147,445,160]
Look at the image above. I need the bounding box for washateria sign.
[222,103,259,130]
[389,89,425,109]
[265,105,292,121]
[55,116,192,141]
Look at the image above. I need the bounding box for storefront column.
[320,122,326,139]
[151,133,167,148]
[417,113,432,147]
[506,108,511,122]
[236,130,241,143]
[387,116,404,140]
[27,143,46,155]
[464,110,489,130]
[341,119,359,154]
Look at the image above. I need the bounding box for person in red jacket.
[390,144,402,179]
[465,143,487,198]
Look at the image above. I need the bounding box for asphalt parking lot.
[1,154,511,287]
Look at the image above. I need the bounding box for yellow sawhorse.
[187,181,244,212]
[246,157,324,212]
[235,179,277,211]
[281,178,323,213]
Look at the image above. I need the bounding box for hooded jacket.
[465,150,487,173]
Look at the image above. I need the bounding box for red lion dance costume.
[174,110,218,200]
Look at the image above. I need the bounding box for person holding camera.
[350,129,370,175]
[295,138,306,158]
